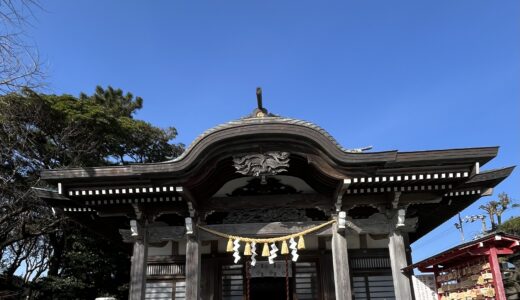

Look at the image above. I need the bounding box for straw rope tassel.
[226,238,233,252]
[297,235,305,249]
[281,240,289,255]
[244,242,252,256]
[262,243,270,257]
[197,219,335,244]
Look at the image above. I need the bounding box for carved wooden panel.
[222,208,312,224]
[233,152,290,177]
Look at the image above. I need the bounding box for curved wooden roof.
[36,109,514,243]
[41,114,500,183]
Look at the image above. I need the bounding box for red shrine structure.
[406,232,520,300]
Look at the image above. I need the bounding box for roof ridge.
[164,114,357,163]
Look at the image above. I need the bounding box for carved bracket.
[185,217,194,235]
[396,209,406,228]
[121,219,147,243]
[132,204,143,220]
[120,226,185,243]
[387,208,416,231]
[130,219,140,237]
[392,192,402,209]
[186,201,196,218]
[334,179,351,212]
[338,211,347,231]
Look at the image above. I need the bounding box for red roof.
[404,232,520,272]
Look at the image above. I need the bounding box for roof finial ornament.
[256,87,263,111]
[254,87,268,118]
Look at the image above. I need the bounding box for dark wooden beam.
[400,192,442,205]
[306,154,348,180]
[342,194,389,208]
[333,179,350,211]
[121,226,185,243]
[203,193,330,211]
[32,188,69,201]
[120,216,418,243]
[181,187,198,217]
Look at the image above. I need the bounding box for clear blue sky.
[28,1,519,263]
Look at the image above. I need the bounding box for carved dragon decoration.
[232,151,290,177]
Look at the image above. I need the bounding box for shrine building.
[36,92,514,300]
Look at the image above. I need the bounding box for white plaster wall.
[412,274,437,300]
[346,234,360,249]
[176,239,211,255]
[148,241,172,256]
[324,234,360,250]
[366,235,389,248]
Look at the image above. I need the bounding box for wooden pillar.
[388,230,414,300]
[488,246,506,300]
[129,228,148,300]
[331,223,353,300]
[432,266,442,300]
[185,229,201,300]
[403,233,416,300]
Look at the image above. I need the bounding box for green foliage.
[479,192,517,230]
[79,86,143,117]
[499,217,520,236]
[499,217,520,271]
[1,86,183,169]
[0,86,184,299]
[32,225,130,300]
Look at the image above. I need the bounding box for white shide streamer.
[289,237,299,262]
[268,243,278,264]
[251,241,257,267]
[233,239,241,263]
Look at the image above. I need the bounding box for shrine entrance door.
[221,259,320,300]
[250,277,292,300]
[247,261,293,300]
